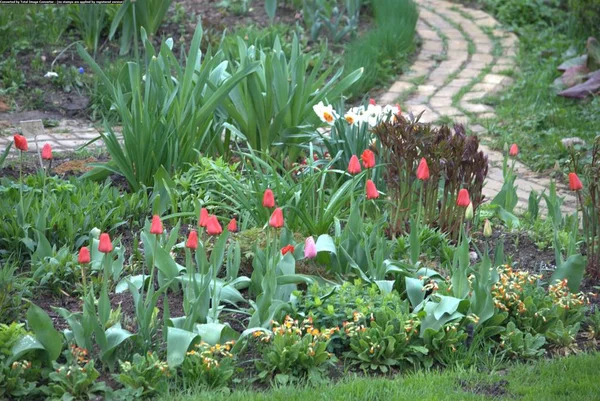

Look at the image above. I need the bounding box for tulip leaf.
[9,335,45,365]
[195,323,239,345]
[315,234,336,255]
[550,253,586,292]
[26,303,62,364]
[405,277,425,309]
[167,327,200,367]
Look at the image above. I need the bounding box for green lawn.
[162,352,600,401]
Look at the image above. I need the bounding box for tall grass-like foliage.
[78,24,259,190]
[109,0,172,56]
[221,35,362,159]
[344,0,417,97]
[70,4,108,56]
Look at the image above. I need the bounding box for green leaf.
[26,303,62,363]
[101,324,135,367]
[265,0,277,22]
[405,277,424,309]
[550,253,586,292]
[195,323,239,345]
[315,234,336,254]
[9,335,45,364]
[166,327,200,367]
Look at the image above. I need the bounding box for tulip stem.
[147,234,158,305]
[18,151,24,224]
[81,263,87,298]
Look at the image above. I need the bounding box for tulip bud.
[262,189,275,208]
[483,219,492,238]
[150,214,163,235]
[304,236,317,259]
[41,143,53,160]
[206,215,223,236]
[347,155,362,175]
[186,230,198,250]
[227,218,238,233]
[78,247,91,264]
[98,233,113,253]
[90,227,101,239]
[269,208,284,228]
[465,202,474,220]
[199,208,209,227]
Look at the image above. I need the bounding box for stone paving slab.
[378,0,577,214]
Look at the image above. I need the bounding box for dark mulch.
[472,229,556,273]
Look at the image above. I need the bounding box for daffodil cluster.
[313,101,401,127]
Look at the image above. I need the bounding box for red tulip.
[227,218,238,232]
[456,189,471,208]
[78,247,91,264]
[416,158,429,181]
[14,134,28,151]
[150,214,163,234]
[269,207,284,228]
[395,103,402,114]
[281,244,295,255]
[366,180,379,200]
[199,208,209,227]
[348,155,362,175]
[206,215,223,236]
[41,143,52,160]
[186,230,198,250]
[569,173,583,191]
[369,98,376,105]
[361,149,375,169]
[509,143,519,157]
[98,233,113,253]
[263,188,275,208]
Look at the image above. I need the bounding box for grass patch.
[162,352,600,401]
[344,0,418,98]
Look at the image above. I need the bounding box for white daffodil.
[44,71,58,78]
[344,111,360,126]
[382,104,402,122]
[365,104,382,127]
[312,101,337,125]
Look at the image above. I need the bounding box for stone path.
[0,119,104,153]
[379,0,577,213]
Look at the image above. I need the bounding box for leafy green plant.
[0,259,26,323]
[115,352,172,399]
[254,316,336,384]
[344,308,427,373]
[0,359,44,399]
[79,23,259,190]
[31,244,80,295]
[499,321,546,359]
[298,280,409,331]
[0,173,149,260]
[181,341,236,390]
[49,346,109,400]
